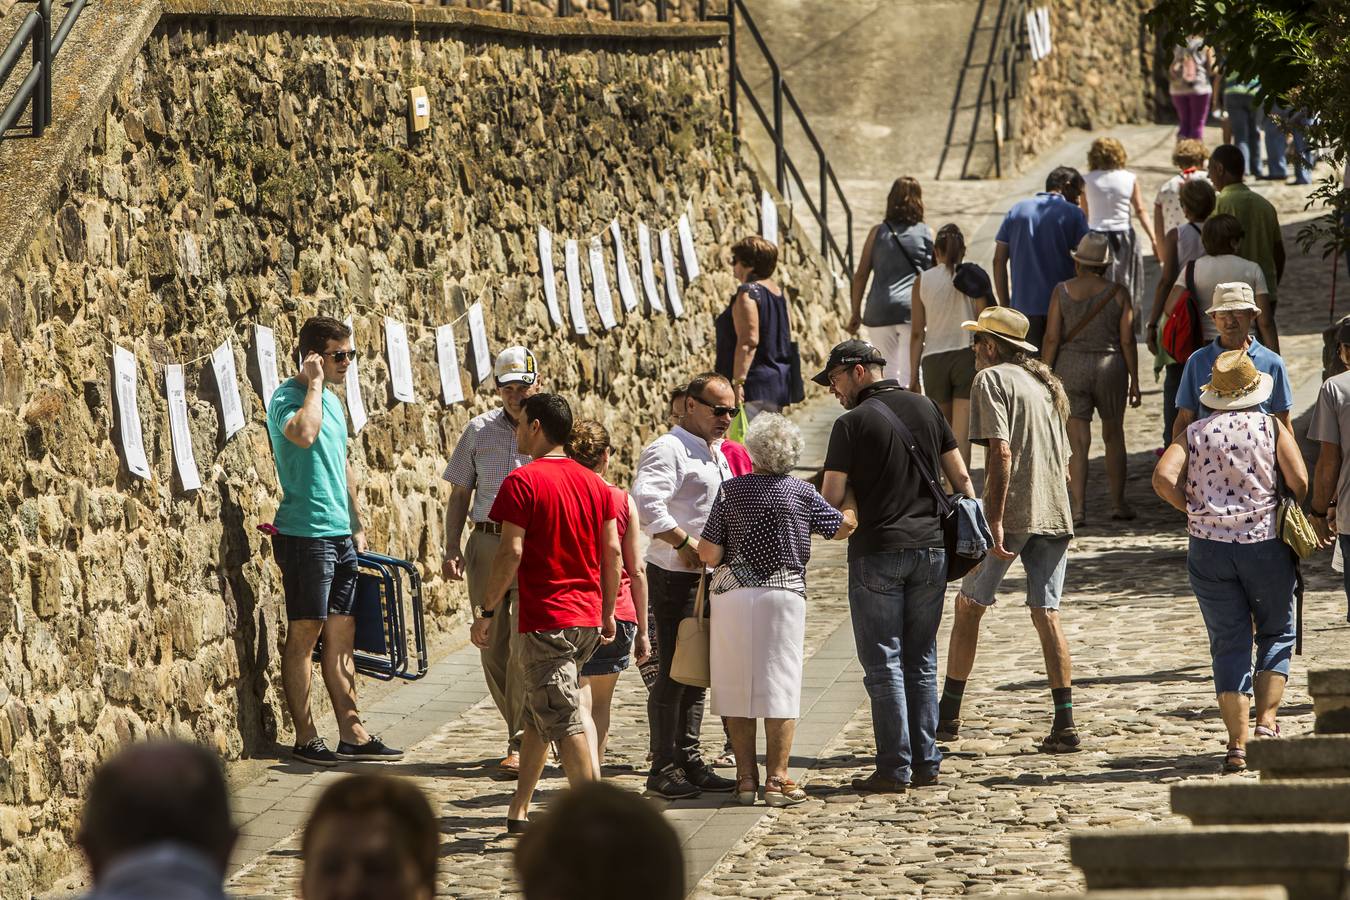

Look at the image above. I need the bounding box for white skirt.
[709,586,806,719]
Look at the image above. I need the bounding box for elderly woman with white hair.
[699,414,856,806]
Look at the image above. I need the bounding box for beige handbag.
[670,572,711,688]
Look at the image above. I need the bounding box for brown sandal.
[1222,747,1248,774]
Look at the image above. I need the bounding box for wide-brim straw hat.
[1206,281,1261,317]
[1200,347,1274,410]
[961,305,1038,354]
[1071,232,1112,266]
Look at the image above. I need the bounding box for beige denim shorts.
[518,627,601,741]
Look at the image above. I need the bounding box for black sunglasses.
[689,394,740,418]
[322,350,359,363]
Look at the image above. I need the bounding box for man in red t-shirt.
[472,393,621,831]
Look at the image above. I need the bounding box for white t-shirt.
[916,265,976,356]
[1176,222,1204,269]
[1154,170,1210,236]
[1173,254,1268,341]
[1084,169,1135,232]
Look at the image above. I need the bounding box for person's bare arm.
[1152,202,1166,261]
[346,463,366,552]
[849,227,879,333]
[984,438,1015,558]
[993,241,1011,307]
[1149,229,1180,353]
[442,484,473,580]
[822,470,848,509]
[1255,291,1280,354]
[1120,289,1141,407]
[939,447,975,498]
[1171,407,1196,443]
[831,487,858,540]
[1152,442,1190,512]
[1312,443,1342,545]
[1274,418,1308,500]
[698,540,724,567]
[599,518,621,642]
[909,275,927,392]
[731,289,760,405]
[1131,181,1157,252]
[283,354,326,448]
[624,497,652,662]
[1042,287,1064,368]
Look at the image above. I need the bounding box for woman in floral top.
[1153,348,1307,774]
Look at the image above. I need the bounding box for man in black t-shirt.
[817,340,976,793]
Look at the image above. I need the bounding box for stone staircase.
[1051,668,1350,900]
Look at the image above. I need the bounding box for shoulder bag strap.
[1062,283,1122,344]
[862,395,952,515]
[693,570,708,622]
[883,222,928,277]
[1184,258,1199,301]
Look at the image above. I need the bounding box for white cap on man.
[494,346,538,385]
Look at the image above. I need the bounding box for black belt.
[473,521,503,535]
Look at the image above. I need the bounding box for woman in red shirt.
[566,421,651,773]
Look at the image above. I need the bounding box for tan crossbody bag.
[670,571,711,688]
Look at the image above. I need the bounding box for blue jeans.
[1262,106,1314,181]
[1224,93,1264,177]
[847,548,946,782]
[1187,537,1296,695]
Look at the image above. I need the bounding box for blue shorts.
[273,534,358,621]
[959,533,1070,609]
[580,620,637,677]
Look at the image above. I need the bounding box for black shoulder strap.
[863,395,951,515]
[883,222,929,277]
[1184,258,1198,301]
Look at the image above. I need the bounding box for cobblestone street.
[43,122,1348,899]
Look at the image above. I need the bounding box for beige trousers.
[466,528,524,754]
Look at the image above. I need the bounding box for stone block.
[1171,779,1350,825]
[1003,889,1287,900]
[1310,669,1350,734]
[1070,826,1350,900]
[1248,736,1350,780]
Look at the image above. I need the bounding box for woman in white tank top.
[909,224,988,464]
[1083,138,1157,336]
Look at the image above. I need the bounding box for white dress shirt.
[632,426,732,573]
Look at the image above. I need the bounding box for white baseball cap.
[494,346,538,385]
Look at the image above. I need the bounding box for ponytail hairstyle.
[565,419,611,472]
[984,336,1070,423]
[934,224,966,272]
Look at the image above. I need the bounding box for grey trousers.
[466,528,523,754]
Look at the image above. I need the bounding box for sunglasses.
[689,394,740,418]
[322,350,359,363]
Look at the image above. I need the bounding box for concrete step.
[1310,668,1350,734]
[1070,825,1350,900]
[1171,778,1350,825]
[1248,735,1350,779]
[1005,889,1287,900]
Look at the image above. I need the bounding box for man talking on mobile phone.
[266,316,402,767]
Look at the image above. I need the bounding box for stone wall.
[437,0,725,22]
[0,3,843,893]
[1015,0,1159,163]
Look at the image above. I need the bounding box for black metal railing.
[934,0,1029,180]
[0,0,86,142]
[712,0,852,274]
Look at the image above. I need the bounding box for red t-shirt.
[722,440,753,476]
[609,485,637,624]
[490,457,614,633]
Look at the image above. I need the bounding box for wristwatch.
[475,605,494,619]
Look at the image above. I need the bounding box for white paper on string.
[383,318,415,403]
[255,325,281,411]
[610,220,639,313]
[165,364,202,491]
[588,237,618,331]
[760,189,778,246]
[343,316,368,433]
[1026,9,1046,60]
[211,339,246,440]
[563,239,589,335]
[435,324,465,405]
[112,346,151,480]
[637,222,664,313]
[677,213,701,281]
[1038,7,1052,58]
[537,226,564,328]
[659,228,684,317]
[467,303,492,384]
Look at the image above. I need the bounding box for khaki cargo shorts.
[518,627,601,741]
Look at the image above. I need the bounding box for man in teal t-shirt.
[266,316,401,767]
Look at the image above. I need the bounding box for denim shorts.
[273,534,359,621]
[580,620,637,677]
[959,533,1070,609]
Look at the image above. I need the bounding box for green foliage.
[1147,0,1350,257]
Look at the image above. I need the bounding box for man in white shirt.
[632,372,738,799]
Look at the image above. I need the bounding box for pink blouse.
[1184,411,1278,543]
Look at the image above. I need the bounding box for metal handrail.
[1,0,86,142]
[720,0,853,275]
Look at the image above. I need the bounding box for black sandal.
[1222,747,1247,774]
[1039,727,1082,753]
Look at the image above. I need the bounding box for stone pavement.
[44,122,1350,898]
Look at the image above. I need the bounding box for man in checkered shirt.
[443,346,539,776]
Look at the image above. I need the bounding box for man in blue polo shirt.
[993,167,1089,353]
[1172,282,1292,440]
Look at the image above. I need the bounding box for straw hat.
[961,306,1038,353]
[1200,348,1273,411]
[1206,282,1261,317]
[1070,232,1112,267]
